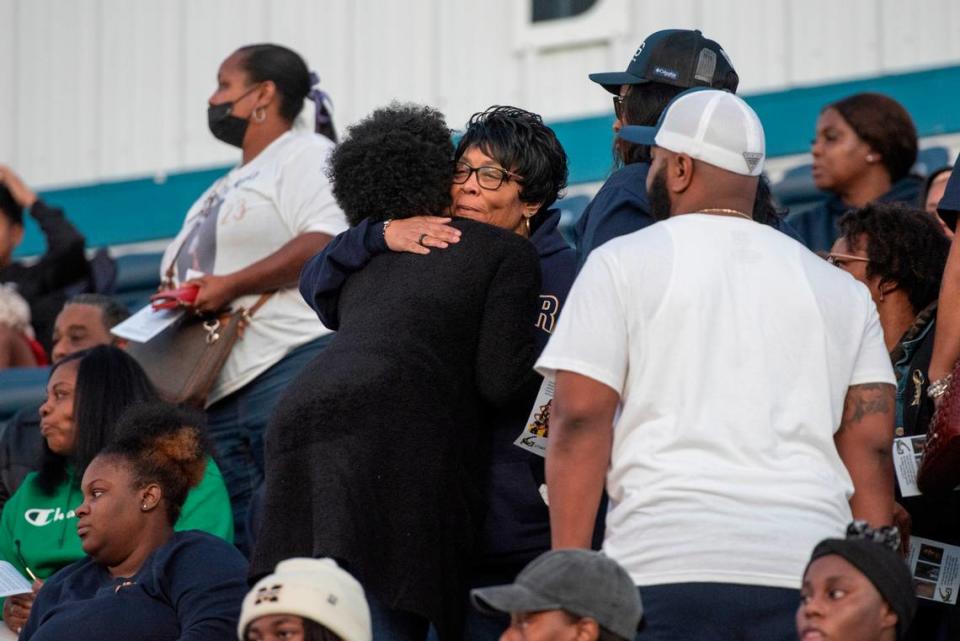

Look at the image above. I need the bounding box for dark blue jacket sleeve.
[938,155,960,215]
[298,219,388,330]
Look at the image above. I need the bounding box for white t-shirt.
[536,214,895,589]
[160,130,347,405]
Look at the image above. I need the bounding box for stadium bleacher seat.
[0,366,49,425]
[113,252,163,311]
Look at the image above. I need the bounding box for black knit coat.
[251,219,542,640]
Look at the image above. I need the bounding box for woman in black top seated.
[251,104,541,641]
[21,402,248,641]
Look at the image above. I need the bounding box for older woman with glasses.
[301,106,576,641]
[275,106,576,641]
[253,103,544,641]
[828,203,957,639]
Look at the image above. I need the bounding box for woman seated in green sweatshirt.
[0,345,233,634]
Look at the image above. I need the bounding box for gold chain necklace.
[699,208,753,220]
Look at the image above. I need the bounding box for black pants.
[635,582,798,641]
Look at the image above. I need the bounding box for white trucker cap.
[619,88,765,176]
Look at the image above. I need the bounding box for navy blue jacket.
[22,531,248,641]
[937,154,960,217]
[573,163,653,271]
[573,161,802,269]
[299,211,578,570]
[787,175,923,253]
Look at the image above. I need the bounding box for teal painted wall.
[16,64,960,257]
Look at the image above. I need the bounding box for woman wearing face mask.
[0,346,232,635]
[159,44,348,554]
[788,92,921,253]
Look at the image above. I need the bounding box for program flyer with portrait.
[908,536,960,604]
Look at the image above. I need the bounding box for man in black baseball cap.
[471,549,642,641]
[588,29,739,94]
[572,29,741,271]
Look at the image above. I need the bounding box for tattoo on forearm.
[839,382,895,432]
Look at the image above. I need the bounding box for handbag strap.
[245,291,275,319]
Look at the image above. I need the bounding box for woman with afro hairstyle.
[20,402,248,641]
[789,93,922,252]
[251,103,542,641]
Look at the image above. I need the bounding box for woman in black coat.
[251,104,541,641]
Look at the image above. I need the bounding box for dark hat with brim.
[590,28,739,95]
[470,549,641,641]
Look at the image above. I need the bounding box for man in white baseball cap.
[537,88,897,640]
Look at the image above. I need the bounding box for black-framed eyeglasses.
[452,161,523,191]
[612,95,625,119]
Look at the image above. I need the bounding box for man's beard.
[648,165,672,221]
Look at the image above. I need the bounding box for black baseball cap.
[589,29,739,95]
[471,549,642,641]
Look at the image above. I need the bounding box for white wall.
[1,0,959,189]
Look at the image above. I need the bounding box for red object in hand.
[150,284,200,310]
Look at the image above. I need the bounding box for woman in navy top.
[21,402,247,641]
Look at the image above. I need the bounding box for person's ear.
[877,278,899,303]
[11,223,24,247]
[671,153,695,193]
[523,202,541,217]
[139,483,163,513]
[255,80,278,110]
[574,617,601,641]
[879,603,898,633]
[113,337,129,350]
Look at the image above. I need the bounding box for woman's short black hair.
[104,401,211,525]
[838,202,949,313]
[454,106,568,215]
[827,93,918,183]
[236,43,336,141]
[36,346,159,494]
[329,102,454,226]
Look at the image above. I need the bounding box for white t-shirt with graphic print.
[160,130,347,405]
[536,214,895,589]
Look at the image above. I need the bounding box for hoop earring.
[253,107,266,123]
[524,217,532,236]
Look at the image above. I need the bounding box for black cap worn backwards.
[589,29,739,95]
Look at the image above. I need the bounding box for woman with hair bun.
[20,402,248,641]
[789,92,922,252]
[159,43,348,553]
[0,345,231,635]
[252,103,542,641]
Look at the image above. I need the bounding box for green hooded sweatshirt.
[0,456,233,588]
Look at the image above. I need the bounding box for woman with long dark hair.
[0,346,232,634]
[158,44,347,552]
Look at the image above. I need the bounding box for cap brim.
[618,125,658,145]
[471,584,561,617]
[588,72,651,95]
